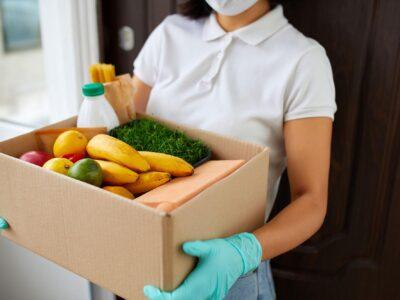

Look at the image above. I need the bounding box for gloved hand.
[0,217,9,230]
[144,232,262,300]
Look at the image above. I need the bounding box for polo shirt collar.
[202,5,288,46]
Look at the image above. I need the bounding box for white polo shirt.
[134,5,337,217]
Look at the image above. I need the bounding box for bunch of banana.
[86,134,194,198]
[90,63,116,83]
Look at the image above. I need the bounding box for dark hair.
[179,0,278,19]
[179,1,213,19]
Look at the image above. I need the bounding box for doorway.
[99,1,400,299]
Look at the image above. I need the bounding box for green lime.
[68,158,103,187]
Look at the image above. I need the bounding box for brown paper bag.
[35,127,107,153]
[104,74,136,124]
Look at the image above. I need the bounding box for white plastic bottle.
[77,83,120,131]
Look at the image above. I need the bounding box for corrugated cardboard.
[35,127,107,153]
[0,115,269,299]
[137,160,246,212]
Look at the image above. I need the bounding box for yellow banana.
[87,134,150,172]
[139,151,194,177]
[95,160,138,185]
[124,171,171,195]
[103,186,134,199]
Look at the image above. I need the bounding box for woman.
[135,0,337,299]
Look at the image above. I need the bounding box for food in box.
[0,115,269,299]
[17,118,245,213]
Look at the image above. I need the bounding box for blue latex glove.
[0,217,9,230]
[144,232,262,300]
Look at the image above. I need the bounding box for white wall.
[0,238,91,300]
[0,120,31,141]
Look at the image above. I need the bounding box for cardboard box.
[0,115,269,299]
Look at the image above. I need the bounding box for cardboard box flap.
[0,130,39,157]
[0,117,78,157]
[41,116,78,129]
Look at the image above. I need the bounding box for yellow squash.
[95,160,138,185]
[87,134,150,172]
[103,186,134,200]
[124,171,171,195]
[139,151,194,177]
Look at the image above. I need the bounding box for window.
[0,0,99,141]
[1,0,41,52]
[0,0,49,127]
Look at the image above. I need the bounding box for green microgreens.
[109,119,211,166]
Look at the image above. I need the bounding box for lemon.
[53,130,88,158]
[43,158,74,175]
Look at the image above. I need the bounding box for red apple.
[20,151,53,167]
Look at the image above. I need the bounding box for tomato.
[61,153,86,163]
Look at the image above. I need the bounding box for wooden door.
[100,1,400,299]
[271,1,400,299]
[99,0,177,75]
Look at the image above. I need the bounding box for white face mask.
[205,0,258,16]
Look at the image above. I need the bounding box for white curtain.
[39,0,99,122]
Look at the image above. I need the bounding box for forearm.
[132,76,151,114]
[253,193,327,260]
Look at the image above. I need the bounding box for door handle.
[0,217,9,230]
[119,26,135,51]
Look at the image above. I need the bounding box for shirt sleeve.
[133,22,165,87]
[284,46,337,121]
